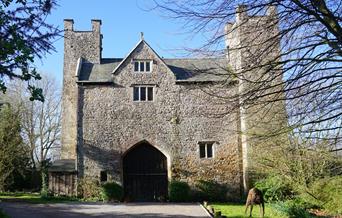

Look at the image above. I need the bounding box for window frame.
[133,85,154,102]
[199,142,215,159]
[133,60,153,73]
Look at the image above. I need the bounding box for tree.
[151,1,342,196]
[4,73,61,194]
[253,128,342,214]
[0,104,29,191]
[0,0,60,101]
[6,73,61,169]
[151,0,342,142]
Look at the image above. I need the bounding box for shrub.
[190,189,206,202]
[101,182,123,202]
[272,199,315,218]
[0,105,30,192]
[195,180,227,202]
[255,175,294,202]
[304,176,342,215]
[40,188,49,198]
[257,176,342,216]
[77,179,102,201]
[169,180,190,202]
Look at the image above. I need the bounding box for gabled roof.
[76,39,233,84]
[77,57,231,84]
[111,39,143,74]
[112,39,170,75]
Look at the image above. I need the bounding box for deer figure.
[245,188,265,217]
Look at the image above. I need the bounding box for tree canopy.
[0,0,59,101]
[0,104,29,191]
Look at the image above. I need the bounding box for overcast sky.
[35,0,210,85]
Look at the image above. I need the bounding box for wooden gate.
[123,142,167,202]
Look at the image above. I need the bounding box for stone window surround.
[133,59,153,73]
[132,85,155,102]
[198,141,216,159]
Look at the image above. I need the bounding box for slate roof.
[77,57,231,83]
[48,159,76,172]
[164,58,230,82]
[78,58,122,82]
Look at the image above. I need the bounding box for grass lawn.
[0,192,79,204]
[211,203,288,218]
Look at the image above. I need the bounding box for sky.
[35,0,209,85]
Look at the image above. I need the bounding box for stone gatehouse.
[50,6,282,201]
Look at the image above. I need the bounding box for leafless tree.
[150,0,342,144]
[5,73,62,169]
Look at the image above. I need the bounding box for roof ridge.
[163,57,226,60]
[101,57,226,61]
[101,58,123,60]
[111,39,144,74]
[112,39,173,76]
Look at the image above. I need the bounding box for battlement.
[225,5,277,34]
[64,19,101,33]
[64,19,74,31]
[225,4,279,69]
[225,4,278,48]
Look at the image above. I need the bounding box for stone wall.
[76,42,243,198]
[225,5,287,191]
[61,7,286,198]
[61,19,102,159]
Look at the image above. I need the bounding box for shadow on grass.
[0,192,79,204]
[0,192,39,197]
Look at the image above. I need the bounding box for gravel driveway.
[0,202,210,218]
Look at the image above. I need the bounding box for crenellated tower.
[225,5,287,193]
[61,19,102,159]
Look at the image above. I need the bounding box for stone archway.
[123,141,168,202]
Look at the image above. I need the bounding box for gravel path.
[0,202,210,218]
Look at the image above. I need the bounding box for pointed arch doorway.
[123,141,168,202]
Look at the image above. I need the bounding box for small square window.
[199,142,214,159]
[100,171,107,182]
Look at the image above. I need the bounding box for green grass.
[211,203,288,218]
[0,192,79,204]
